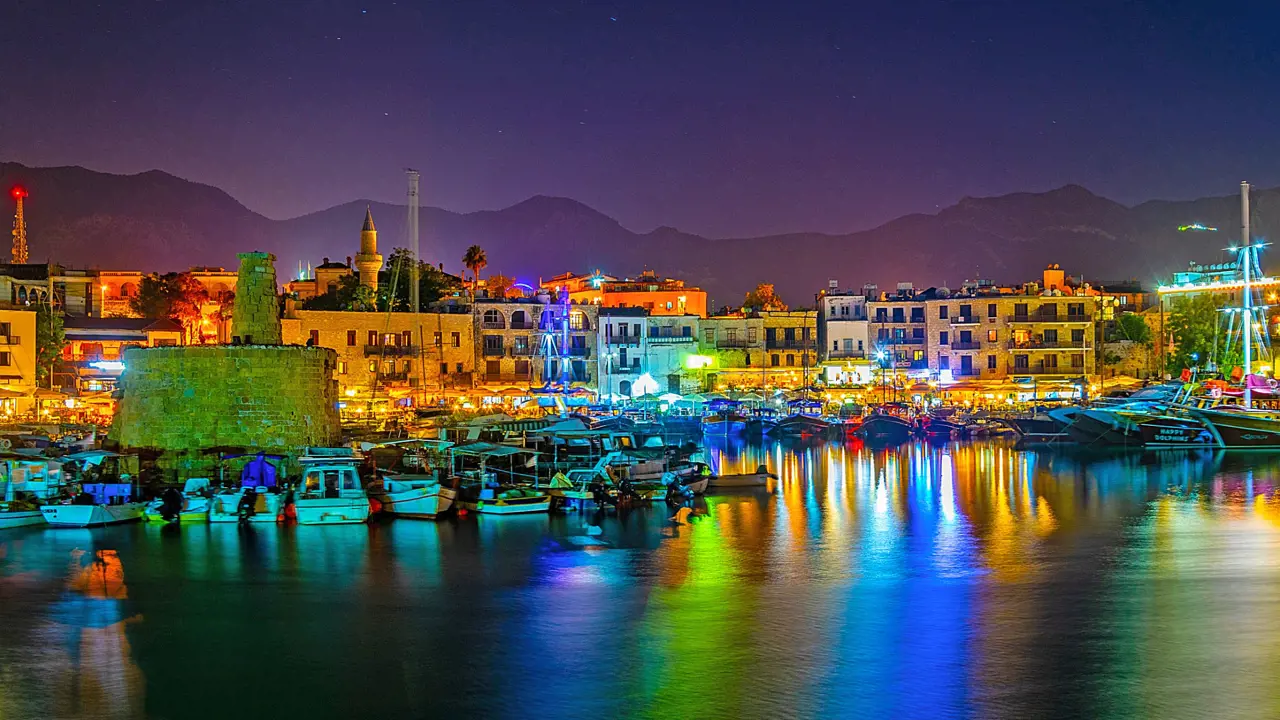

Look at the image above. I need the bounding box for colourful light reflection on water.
[1,441,1280,717]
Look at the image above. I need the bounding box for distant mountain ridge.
[2,161,1276,306]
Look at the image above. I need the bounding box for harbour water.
[4,439,1280,719]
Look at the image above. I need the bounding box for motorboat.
[701,399,747,436]
[449,442,550,515]
[209,453,286,523]
[372,473,457,519]
[1137,413,1217,447]
[918,412,967,440]
[769,400,830,438]
[143,478,213,524]
[742,408,780,437]
[292,450,372,525]
[0,454,65,529]
[42,483,145,527]
[860,412,914,446]
[1189,406,1280,448]
[458,476,552,514]
[707,464,776,489]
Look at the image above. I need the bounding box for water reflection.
[0,441,1279,717]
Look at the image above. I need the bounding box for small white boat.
[293,450,371,525]
[209,487,285,523]
[0,504,45,529]
[707,465,776,489]
[374,474,456,519]
[681,476,710,495]
[143,478,213,524]
[43,493,146,528]
[0,454,67,529]
[460,488,552,515]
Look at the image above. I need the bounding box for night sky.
[4,0,1280,237]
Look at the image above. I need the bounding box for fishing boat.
[42,483,145,527]
[707,464,776,489]
[743,407,780,436]
[0,454,65,529]
[918,411,966,440]
[450,442,551,515]
[701,399,747,436]
[292,449,372,525]
[373,474,457,519]
[860,411,914,446]
[143,478,213,524]
[769,399,830,437]
[209,453,286,523]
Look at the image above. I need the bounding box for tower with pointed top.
[354,206,382,289]
[10,186,29,265]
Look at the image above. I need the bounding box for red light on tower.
[9,186,27,200]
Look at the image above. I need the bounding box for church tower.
[354,206,382,289]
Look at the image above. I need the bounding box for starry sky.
[3,0,1280,237]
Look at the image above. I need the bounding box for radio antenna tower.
[10,187,28,264]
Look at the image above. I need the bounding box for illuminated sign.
[89,361,125,371]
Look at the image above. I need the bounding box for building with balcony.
[868,295,931,372]
[472,298,598,389]
[597,307,647,398]
[817,290,870,360]
[595,308,698,397]
[280,306,476,400]
[544,270,708,317]
[0,310,38,415]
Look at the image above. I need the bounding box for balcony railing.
[378,371,410,382]
[0,335,21,346]
[481,320,506,330]
[716,339,751,348]
[1009,366,1085,376]
[948,367,983,377]
[510,346,534,356]
[606,336,642,346]
[949,341,982,350]
[647,334,695,343]
[949,316,980,325]
[364,344,416,357]
[509,321,536,330]
[1007,313,1092,324]
[482,373,532,384]
[1008,340,1090,350]
[566,347,590,357]
[876,337,925,346]
[766,340,816,350]
[874,317,926,324]
[482,346,505,357]
[828,350,867,359]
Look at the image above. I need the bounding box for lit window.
[338,361,347,374]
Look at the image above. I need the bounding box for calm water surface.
[3,439,1280,719]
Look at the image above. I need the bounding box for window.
[939,355,950,369]
[368,330,378,346]
[910,308,924,323]
[748,327,758,343]
[682,326,691,337]
[347,330,357,346]
[455,363,464,373]
[483,309,503,326]
[433,332,442,346]
[0,322,9,338]
[843,338,853,354]
[309,329,319,345]
[939,331,949,346]
[786,354,795,366]
[857,340,864,351]
[726,329,737,341]
[511,310,529,328]
[1014,354,1029,369]
[569,312,588,331]
[912,328,924,340]
[451,332,461,347]
[988,354,997,369]
[515,360,531,377]
[368,360,377,373]
[913,350,924,361]
[1044,329,1058,344]
[1045,355,1059,369]
[483,336,503,355]
[619,348,629,367]
[1014,303,1028,319]
[987,303,997,318]
[959,304,972,319]
[665,301,673,310]
[514,336,530,355]
[833,340,839,352]
[618,323,629,337]
[440,362,449,375]
[338,361,347,374]
[939,305,949,319]
[1071,329,1084,343]
[771,354,780,367]
[892,308,905,323]
[875,308,888,322]
[705,328,715,344]
[1071,354,1084,368]
[959,331,972,344]
[1068,302,1086,317]
[987,329,997,343]
[745,354,751,366]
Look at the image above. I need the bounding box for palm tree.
[462,245,488,299]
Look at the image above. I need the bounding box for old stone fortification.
[114,345,340,469]
[111,251,340,476]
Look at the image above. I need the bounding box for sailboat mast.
[1242,181,1252,408]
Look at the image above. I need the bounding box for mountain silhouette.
[1,161,1272,307]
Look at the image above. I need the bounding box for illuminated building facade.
[700,311,818,389]
[0,309,38,415]
[98,268,237,343]
[283,258,354,301]
[817,291,870,360]
[472,298,598,389]
[544,270,708,317]
[60,317,183,393]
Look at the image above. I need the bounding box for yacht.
[0,456,65,529]
[292,450,372,525]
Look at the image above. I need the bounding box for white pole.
[407,170,421,314]
[1242,180,1252,408]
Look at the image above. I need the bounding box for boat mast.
[1242,181,1252,409]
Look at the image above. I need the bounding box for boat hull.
[768,416,830,437]
[1138,416,1217,447]
[707,473,771,488]
[294,497,371,525]
[209,491,284,523]
[380,486,456,519]
[681,477,709,495]
[702,420,746,436]
[41,503,145,527]
[1193,410,1280,448]
[143,497,212,524]
[462,495,551,515]
[861,415,913,445]
[0,510,46,529]
[1064,410,1140,446]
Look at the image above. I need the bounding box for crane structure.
[10,186,28,264]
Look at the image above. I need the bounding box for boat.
[373,473,457,519]
[209,453,286,523]
[1002,414,1071,445]
[707,464,776,488]
[143,478,213,524]
[0,454,66,529]
[459,480,552,514]
[1136,413,1217,447]
[743,407,780,436]
[701,399,747,436]
[919,412,967,440]
[449,442,550,515]
[769,400,830,437]
[860,411,914,446]
[1189,406,1280,448]
[292,449,372,525]
[42,483,145,527]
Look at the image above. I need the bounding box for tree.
[129,272,210,342]
[382,248,463,310]
[301,273,376,312]
[1168,294,1225,371]
[743,283,788,312]
[462,245,488,299]
[1116,312,1152,345]
[35,303,65,388]
[485,273,515,299]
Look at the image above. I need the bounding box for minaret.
[10,186,29,265]
[354,206,382,289]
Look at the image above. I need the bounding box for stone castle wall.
[232,252,282,344]
[114,345,341,472]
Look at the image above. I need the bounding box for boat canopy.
[450,442,539,458]
[62,450,126,467]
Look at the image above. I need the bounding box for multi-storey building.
[281,306,476,401]
[701,314,765,388]
[817,291,870,360]
[596,307,647,398]
[0,309,38,414]
[643,313,700,393]
[544,270,708,317]
[924,294,1097,381]
[473,298,598,388]
[595,309,699,397]
[60,317,184,393]
[761,311,818,370]
[868,294,931,373]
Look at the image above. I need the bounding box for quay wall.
[113,345,340,473]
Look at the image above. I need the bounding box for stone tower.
[231,251,282,345]
[354,206,382,289]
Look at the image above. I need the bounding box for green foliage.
[462,245,487,298]
[1115,312,1152,345]
[381,248,463,311]
[35,304,64,387]
[743,283,788,312]
[1168,294,1224,371]
[129,272,210,341]
[485,273,515,299]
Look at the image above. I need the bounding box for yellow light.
[344,389,356,397]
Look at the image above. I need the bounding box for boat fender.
[368,497,383,514]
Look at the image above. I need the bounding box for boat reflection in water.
[2,440,1280,717]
